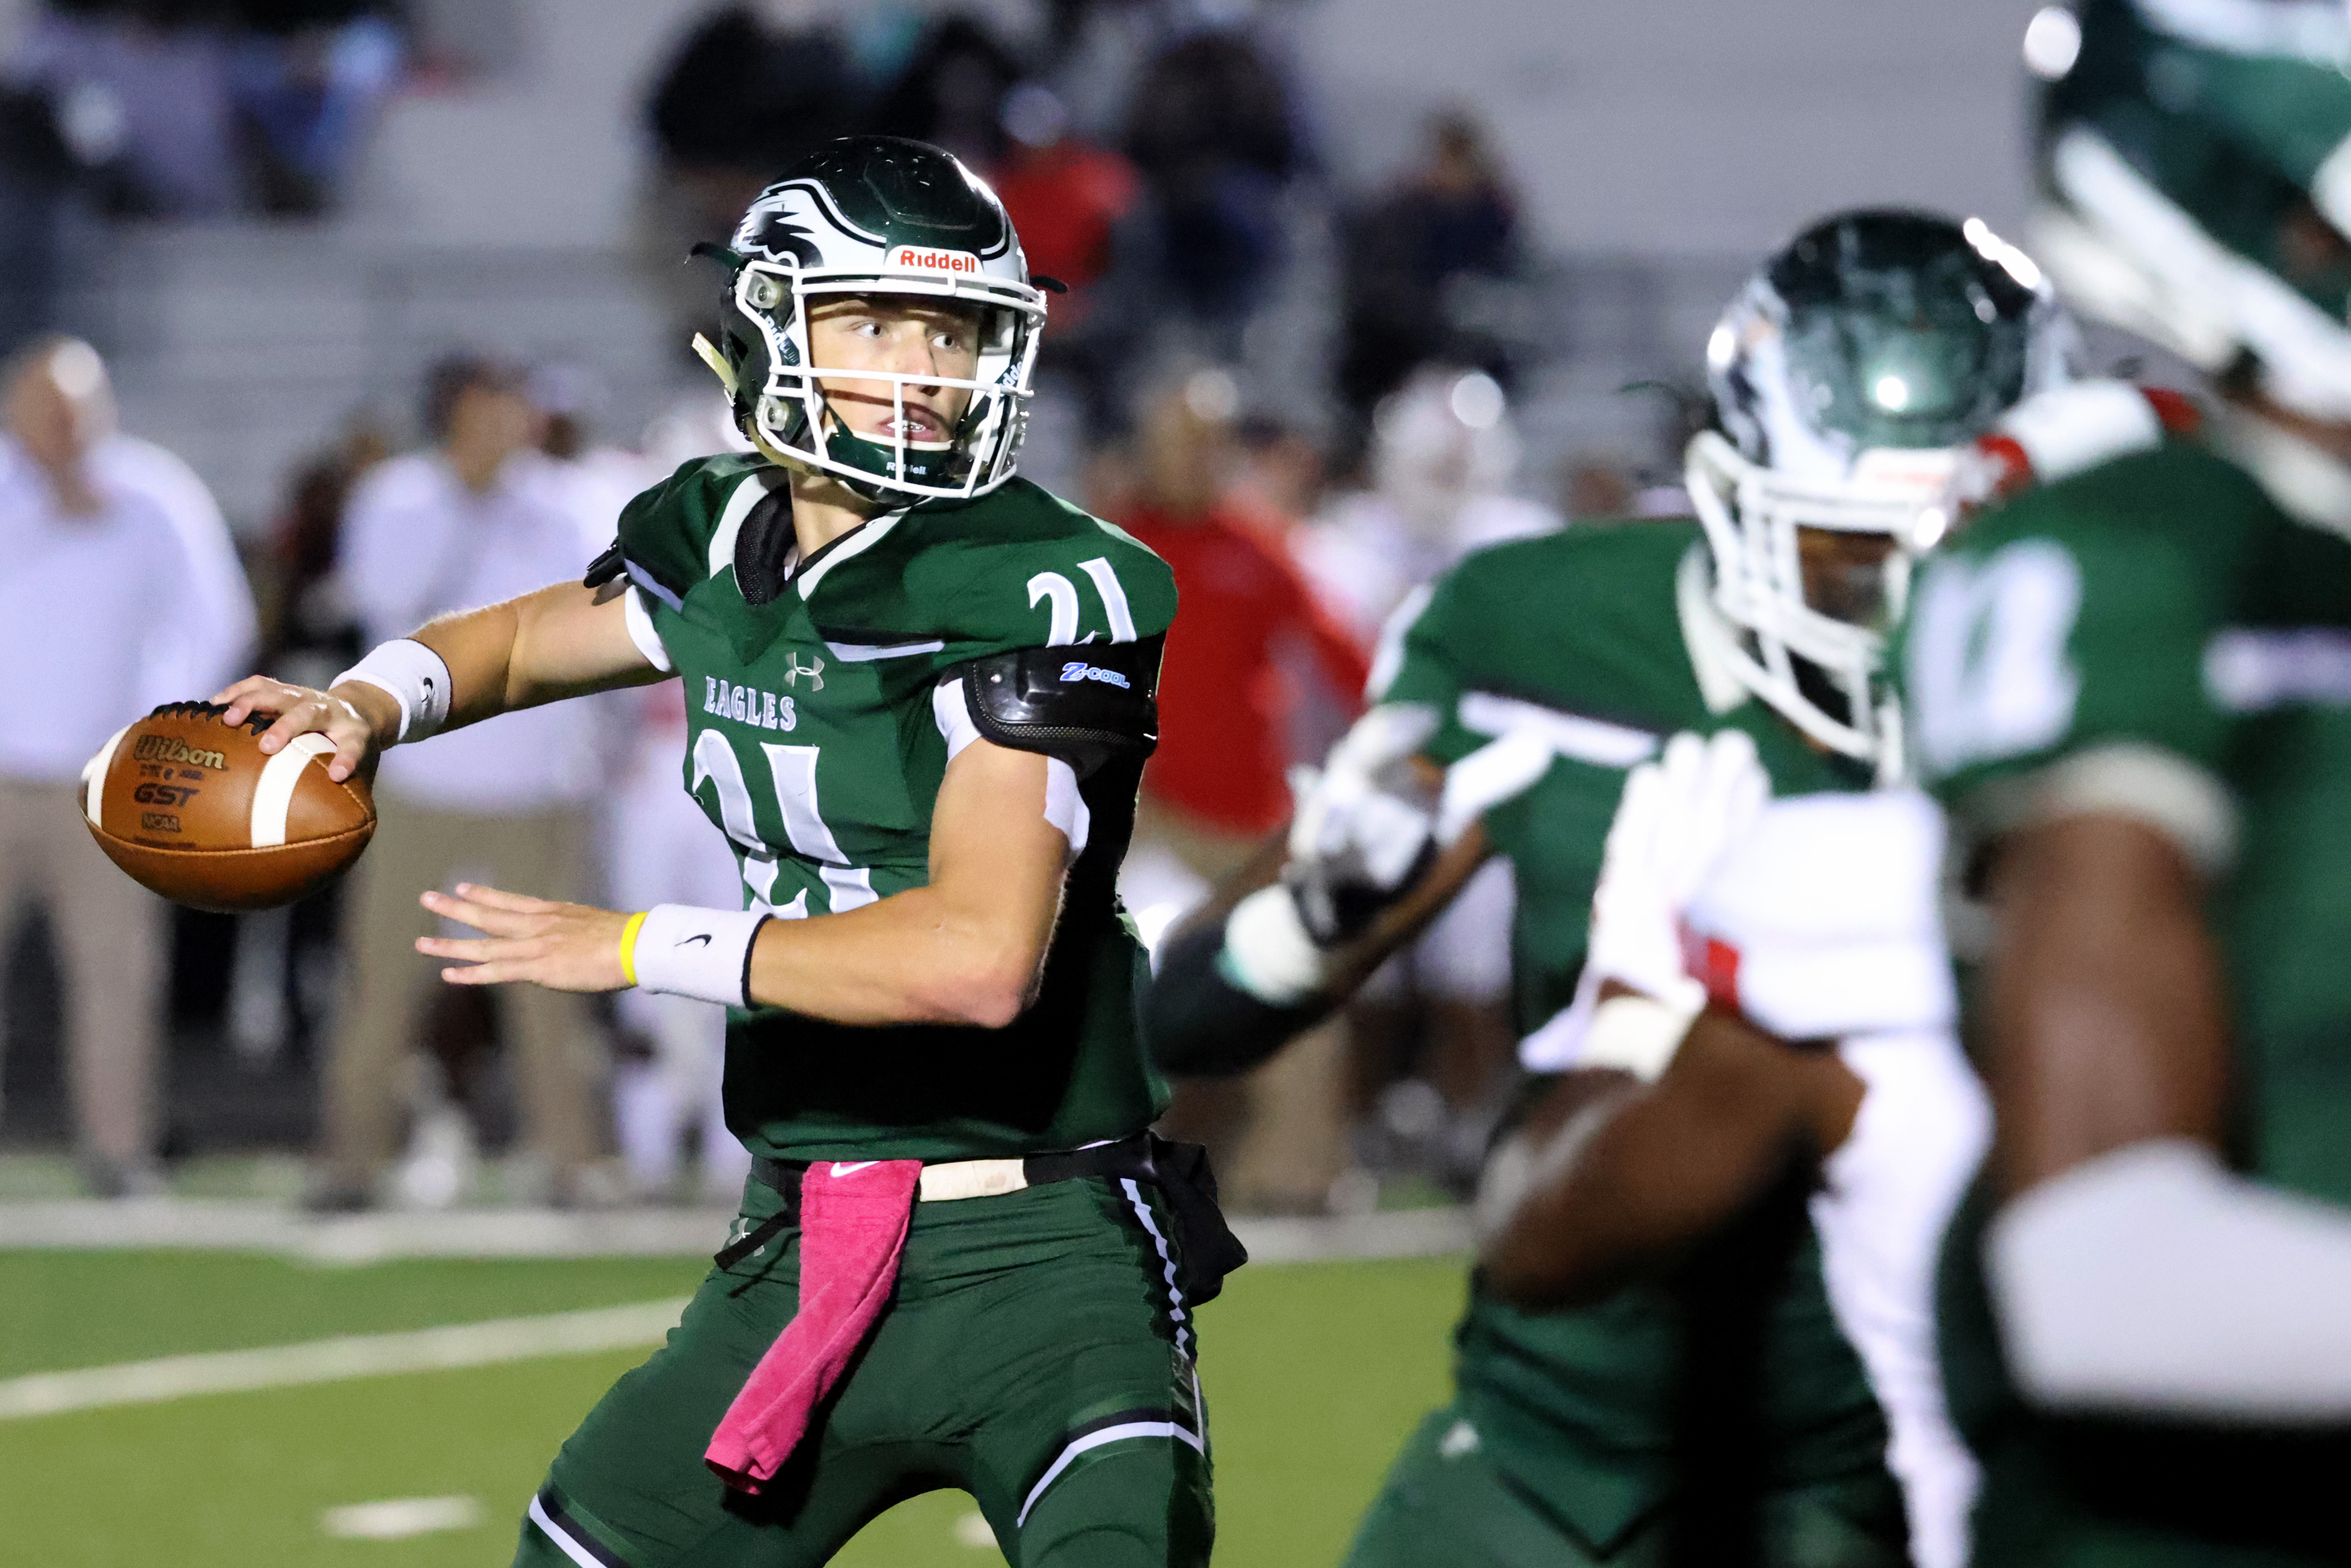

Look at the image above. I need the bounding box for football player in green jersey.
[1896,4,2351,1564]
[1146,209,2073,1568]
[212,137,1229,1568]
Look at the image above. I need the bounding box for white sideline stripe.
[248,732,334,848]
[81,723,129,828]
[321,1495,484,1540]
[0,1198,1475,1265]
[528,1494,609,1568]
[0,1297,688,1421]
[1016,1420,1204,1527]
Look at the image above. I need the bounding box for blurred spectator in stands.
[0,336,254,1195]
[1229,413,1326,536]
[314,354,614,1211]
[7,0,241,218]
[994,79,1143,441]
[0,60,76,356]
[224,0,404,215]
[224,415,386,1072]
[1293,366,1556,649]
[1335,109,1520,422]
[1290,366,1556,1200]
[866,13,1019,175]
[1114,366,1365,851]
[532,361,655,547]
[637,4,859,357]
[1110,365,1366,1212]
[1557,451,1635,523]
[1122,26,1302,354]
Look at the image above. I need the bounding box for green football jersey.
[1899,437,2351,1565]
[614,454,1179,1163]
[1379,521,1898,1552]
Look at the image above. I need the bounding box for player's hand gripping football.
[1583,728,1770,1012]
[415,883,633,992]
[212,675,396,785]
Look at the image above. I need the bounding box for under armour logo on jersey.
[782,653,825,692]
[723,1216,763,1256]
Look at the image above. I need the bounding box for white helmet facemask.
[697,140,1051,505]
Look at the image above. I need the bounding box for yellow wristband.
[617,910,649,987]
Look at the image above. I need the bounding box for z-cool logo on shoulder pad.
[1060,662,1130,689]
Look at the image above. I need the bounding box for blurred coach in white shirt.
[316,355,611,1209]
[0,336,256,1195]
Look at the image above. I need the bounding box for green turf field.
[0,1248,1464,1567]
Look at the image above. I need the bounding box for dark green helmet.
[1688,208,2073,772]
[696,136,1049,502]
[2029,0,2351,417]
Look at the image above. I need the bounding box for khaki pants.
[323,796,605,1191]
[0,778,164,1167]
[1135,792,1348,1214]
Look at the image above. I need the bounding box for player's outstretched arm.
[414,730,1070,1026]
[1147,816,1489,1076]
[1146,700,1553,1077]
[215,579,663,782]
[1478,1007,1861,1308]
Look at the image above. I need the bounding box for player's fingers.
[450,882,562,915]
[417,891,545,938]
[415,932,549,964]
[217,677,302,728]
[211,674,275,720]
[324,722,371,783]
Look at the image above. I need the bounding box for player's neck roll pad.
[956,634,1163,780]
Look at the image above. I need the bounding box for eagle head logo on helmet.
[693,136,1050,505]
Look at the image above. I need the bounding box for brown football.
[80,702,375,913]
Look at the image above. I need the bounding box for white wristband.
[334,639,454,745]
[1217,884,1330,1006]
[1578,991,1702,1082]
[631,904,772,1007]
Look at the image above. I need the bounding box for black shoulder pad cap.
[583,540,625,590]
[958,635,1162,780]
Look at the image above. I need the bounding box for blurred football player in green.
[1898,2,2351,1563]
[1149,208,2075,1567]
[215,137,1232,1568]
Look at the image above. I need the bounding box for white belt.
[917,1157,1030,1203]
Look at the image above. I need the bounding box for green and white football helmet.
[1687,209,2074,770]
[695,136,1050,502]
[2028,0,2351,422]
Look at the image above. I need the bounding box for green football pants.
[511,1174,1213,1568]
[1343,1404,1909,1568]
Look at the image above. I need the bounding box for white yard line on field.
[0,1199,1476,1265]
[0,1297,689,1422]
[321,1495,487,1540]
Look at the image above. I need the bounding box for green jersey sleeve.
[610,453,775,606]
[1372,566,1480,766]
[1900,448,2244,864]
[797,480,1176,671]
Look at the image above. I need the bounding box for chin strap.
[691,332,738,397]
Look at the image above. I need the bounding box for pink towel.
[704,1158,923,1493]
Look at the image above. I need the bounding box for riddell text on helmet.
[887,245,981,274]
